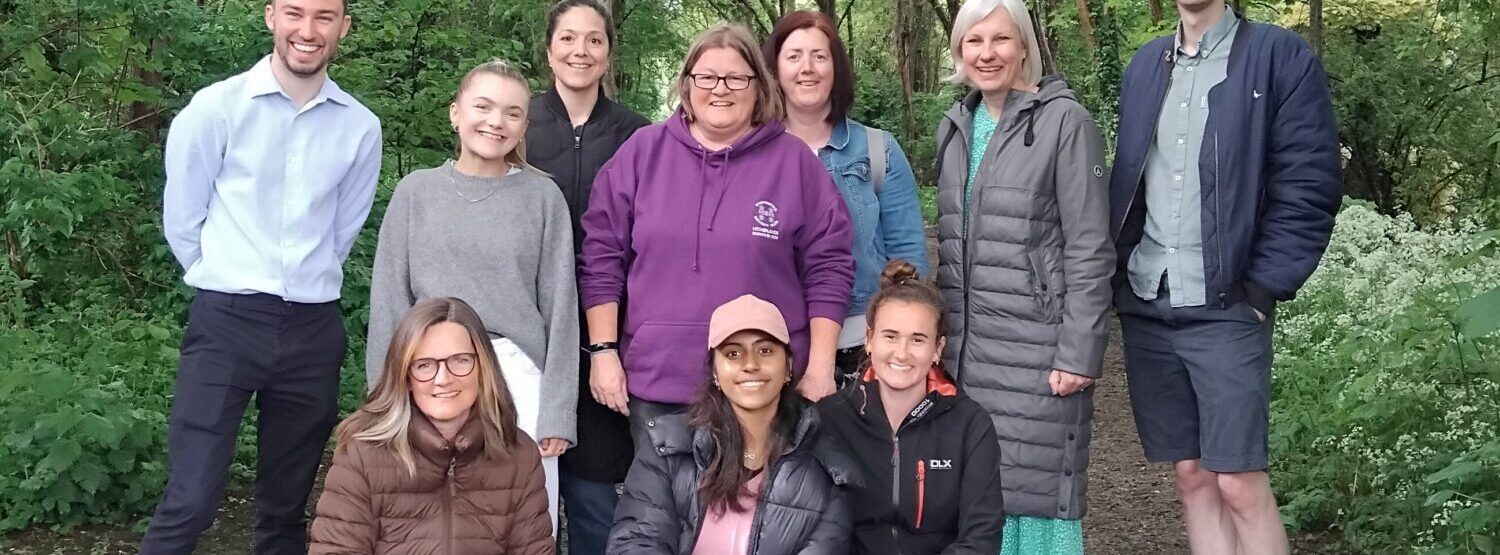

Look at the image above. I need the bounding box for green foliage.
[2,0,1499,544]
[0,295,177,532]
[1271,202,1500,552]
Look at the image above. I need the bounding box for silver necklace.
[450,162,499,203]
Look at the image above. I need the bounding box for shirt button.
[647,420,656,428]
[657,446,666,454]
[1180,102,1188,108]
[1174,175,1183,181]
[1177,138,1186,145]
[1187,66,1195,72]
[1169,247,1177,254]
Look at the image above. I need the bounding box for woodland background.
[2,0,1499,552]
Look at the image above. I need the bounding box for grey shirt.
[367,161,580,445]
[1128,7,1239,307]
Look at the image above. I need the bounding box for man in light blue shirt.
[142,0,380,553]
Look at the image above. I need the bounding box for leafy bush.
[1272,201,1500,553]
[0,289,178,532]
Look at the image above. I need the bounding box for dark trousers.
[140,291,345,555]
[559,468,620,555]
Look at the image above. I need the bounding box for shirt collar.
[244,55,355,107]
[825,118,853,151]
[1174,7,1239,58]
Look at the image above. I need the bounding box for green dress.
[966,103,1087,555]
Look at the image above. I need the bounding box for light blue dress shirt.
[1128,8,1238,307]
[163,56,382,303]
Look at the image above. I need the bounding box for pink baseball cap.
[707,295,791,348]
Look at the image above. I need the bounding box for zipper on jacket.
[570,122,587,213]
[743,457,785,555]
[915,460,926,529]
[444,453,456,555]
[1116,70,1176,240]
[1214,132,1225,307]
[949,112,976,386]
[890,435,902,553]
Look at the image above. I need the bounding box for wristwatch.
[581,341,619,355]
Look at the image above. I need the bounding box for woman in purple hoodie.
[578,23,855,442]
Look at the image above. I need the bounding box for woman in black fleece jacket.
[817,260,1007,554]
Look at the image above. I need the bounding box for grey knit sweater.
[366,161,579,445]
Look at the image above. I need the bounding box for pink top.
[691,470,768,555]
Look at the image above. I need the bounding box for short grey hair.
[946,0,1043,87]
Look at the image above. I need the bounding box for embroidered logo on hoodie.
[752,200,781,240]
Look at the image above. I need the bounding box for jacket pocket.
[1027,250,1062,323]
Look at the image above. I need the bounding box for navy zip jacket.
[1109,16,1341,314]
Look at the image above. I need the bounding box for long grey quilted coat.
[934,77,1115,520]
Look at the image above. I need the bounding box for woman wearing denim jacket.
[763,10,929,385]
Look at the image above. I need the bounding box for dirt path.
[3,237,1332,554]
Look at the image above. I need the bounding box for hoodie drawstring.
[1023,99,1041,147]
[692,147,734,271]
[693,148,709,271]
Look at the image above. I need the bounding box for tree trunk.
[1075,0,1098,49]
[1032,1,1057,75]
[1308,0,1325,56]
[817,0,836,17]
[1149,0,1162,25]
[129,38,164,144]
[895,0,924,135]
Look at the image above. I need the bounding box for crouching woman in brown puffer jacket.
[310,297,554,554]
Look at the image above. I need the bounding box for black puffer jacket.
[606,406,857,554]
[816,367,1006,554]
[526,86,650,483]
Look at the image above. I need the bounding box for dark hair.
[868,259,947,341]
[690,346,803,513]
[761,10,855,123]
[545,0,615,49]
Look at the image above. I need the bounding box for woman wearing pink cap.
[608,295,853,554]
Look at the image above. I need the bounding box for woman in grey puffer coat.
[932,0,1114,546]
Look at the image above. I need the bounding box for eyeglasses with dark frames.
[409,353,477,382]
[689,73,756,91]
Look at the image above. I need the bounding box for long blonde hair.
[334,297,520,476]
[454,59,539,172]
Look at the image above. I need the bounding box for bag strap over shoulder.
[865,125,886,195]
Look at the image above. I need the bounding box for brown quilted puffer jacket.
[309,411,554,554]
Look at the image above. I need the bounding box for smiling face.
[264,0,350,78]
[960,7,1028,94]
[449,72,529,167]
[687,46,757,140]
[547,6,611,93]
[712,330,790,416]
[408,322,480,429]
[866,300,946,393]
[776,28,835,116]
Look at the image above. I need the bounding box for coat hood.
[945,75,1082,148]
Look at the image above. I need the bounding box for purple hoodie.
[579,109,855,404]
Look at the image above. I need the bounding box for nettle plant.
[1271,201,1500,553]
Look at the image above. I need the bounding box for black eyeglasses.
[689,73,756,91]
[410,353,477,382]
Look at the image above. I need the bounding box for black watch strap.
[582,341,620,355]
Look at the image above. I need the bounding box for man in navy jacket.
[1109,0,1340,552]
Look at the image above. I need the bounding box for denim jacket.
[818,118,929,317]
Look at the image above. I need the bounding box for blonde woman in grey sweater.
[366,60,578,535]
